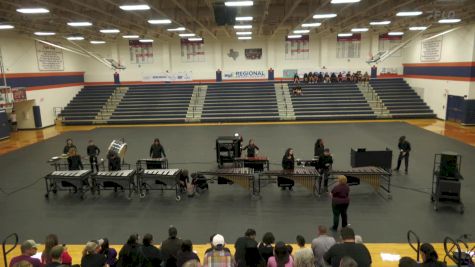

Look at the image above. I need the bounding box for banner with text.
[285,35,309,60]
[181,39,205,62]
[337,33,361,58]
[378,33,402,57]
[421,34,443,62]
[223,70,266,80]
[142,72,192,82]
[35,41,64,71]
[129,40,154,64]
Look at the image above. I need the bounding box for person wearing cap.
[205,234,231,255]
[323,227,371,267]
[161,226,183,267]
[44,245,67,267]
[81,241,108,267]
[9,240,42,267]
[203,234,233,267]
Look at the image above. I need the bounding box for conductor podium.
[431,152,464,214]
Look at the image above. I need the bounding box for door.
[446,95,464,122]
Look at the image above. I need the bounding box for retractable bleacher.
[369,78,435,118]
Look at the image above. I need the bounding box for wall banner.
[181,39,205,62]
[129,40,154,64]
[223,70,266,80]
[142,72,192,82]
[337,33,361,58]
[245,48,263,60]
[420,35,443,62]
[35,41,64,71]
[285,35,309,60]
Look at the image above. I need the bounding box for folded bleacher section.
[369,78,435,118]
[201,82,280,122]
[60,86,116,125]
[289,83,377,120]
[108,84,194,124]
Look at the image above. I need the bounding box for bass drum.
[108,140,127,158]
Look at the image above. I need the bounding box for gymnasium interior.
[0,0,474,266]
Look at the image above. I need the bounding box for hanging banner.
[12,87,27,102]
[180,39,205,62]
[378,33,402,57]
[0,86,13,108]
[245,48,263,60]
[129,40,154,64]
[337,33,361,58]
[35,41,64,71]
[421,35,443,62]
[142,71,193,82]
[285,35,309,60]
[223,70,266,80]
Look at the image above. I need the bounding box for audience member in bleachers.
[81,241,108,267]
[177,240,200,267]
[44,245,67,267]
[9,240,42,267]
[362,72,369,84]
[324,227,371,267]
[345,72,351,82]
[419,243,447,267]
[268,242,293,267]
[293,73,300,84]
[318,73,323,83]
[279,148,295,190]
[203,234,233,267]
[317,148,333,192]
[87,140,101,172]
[258,232,275,264]
[294,235,314,267]
[324,73,330,83]
[293,86,303,96]
[161,226,184,267]
[339,257,357,267]
[309,73,316,84]
[205,234,231,254]
[41,234,72,266]
[330,73,337,83]
[303,73,309,83]
[142,234,162,267]
[63,138,76,155]
[234,229,262,267]
[312,226,336,267]
[117,234,143,267]
[98,238,117,267]
[330,176,350,231]
[395,136,411,173]
[398,257,418,267]
[67,147,83,171]
[107,151,121,171]
[314,139,325,159]
[337,73,343,83]
[242,139,260,158]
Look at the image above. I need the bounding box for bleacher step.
[274,83,296,120]
[94,87,129,122]
[186,85,207,122]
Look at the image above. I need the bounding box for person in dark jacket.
[63,138,76,155]
[317,148,333,192]
[107,151,121,171]
[149,138,166,169]
[395,136,411,173]
[141,234,161,267]
[117,234,143,267]
[161,226,183,267]
[324,227,371,267]
[234,229,262,267]
[279,148,295,190]
[419,243,447,267]
[258,232,275,264]
[99,238,117,267]
[314,139,325,158]
[176,240,199,267]
[87,140,101,172]
[331,176,350,231]
[67,147,83,171]
[242,139,260,158]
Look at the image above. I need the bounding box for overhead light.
[90,41,106,44]
[34,32,55,36]
[16,8,49,14]
[338,33,353,37]
[370,21,391,25]
[179,33,196,37]
[148,19,172,24]
[351,28,368,32]
[293,30,310,34]
[167,27,186,32]
[225,1,254,7]
[238,36,252,40]
[119,4,150,11]
[409,26,428,31]
[234,25,252,29]
[236,31,252,35]
[122,35,140,39]
[236,16,253,21]
[188,38,203,41]
[302,22,322,27]
[100,29,120,33]
[439,18,461,24]
[331,0,360,3]
[388,32,404,36]
[139,39,154,43]
[313,14,337,19]
[396,11,423,16]
[0,25,15,30]
[67,22,92,27]
[66,36,84,40]
[287,35,302,39]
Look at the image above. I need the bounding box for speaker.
[439,153,458,178]
[213,3,237,26]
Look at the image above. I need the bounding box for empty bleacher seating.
[369,78,435,118]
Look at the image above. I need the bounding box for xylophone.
[197,168,257,196]
[330,166,392,198]
[137,169,182,200]
[296,158,319,168]
[44,170,92,199]
[136,158,169,170]
[234,156,270,172]
[92,170,136,198]
[260,167,321,196]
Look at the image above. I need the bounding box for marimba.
[234,157,270,172]
[136,158,169,170]
[260,167,321,196]
[330,166,392,198]
[137,169,182,200]
[92,170,136,198]
[44,170,92,199]
[197,168,257,196]
[296,158,319,168]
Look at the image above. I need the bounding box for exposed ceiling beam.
[271,0,305,38]
[258,0,272,35]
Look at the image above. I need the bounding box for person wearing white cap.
[9,240,42,267]
[203,234,233,267]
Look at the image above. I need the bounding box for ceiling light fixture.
[34,32,56,36]
[122,35,140,39]
[438,18,461,23]
[66,36,84,40]
[409,26,428,31]
[293,30,310,34]
[302,22,322,27]
[90,41,106,44]
[225,1,254,7]
[287,35,302,39]
[16,8,49,14]
[331,0,360,3]
[100,29,120,33]
[338,33,353,37]
[234,25,252,29]
[188,38,203,41]
[396,11,423,17]
[351,28,368,32]
[313,14,337,19]
[370,21,391,25]
[167,27,186,32]
[236,16,253,21]
[388,32,404,36]
[148,19,172,24]
[0,25,15,30]
[238,36,252,40]
[236,31,252,35]
[139,39,154,43]
[67,22,92,27]
[119,4,150,11]
[179,33,196,37]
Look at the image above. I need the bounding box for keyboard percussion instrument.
[137,168,183,200]
[44,170,92,199]
[234,156,270,172]
[260,167,321,196]
[197,168,257,196]
[330,166,392,198]
[92,170,136,198]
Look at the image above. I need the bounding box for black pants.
[277,177,294,189]
[319,169,330,189]
[396,152,409,171]
[332,203,349,230]
[89,156,99,172]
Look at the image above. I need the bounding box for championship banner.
[142,71,192,82]
[12,87,27,102]
[421,34,443,62]
[0,87,13,108]
[35,41,64,71]
[181,39,205,62]
[378,33,402,57]
[285,35,309,60]
[223,70,266,80]
[245,48,263,60]
[337,33,361,58]
[129,40,154,64]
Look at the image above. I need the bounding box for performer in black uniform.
[63,138,76,155]
[87,140,101,172]
[395,136,411,173]
[317,148,333,192]
[314,138,325,158]
[107,151,121,171]
[279,148,295,190]
[67,147,83,170]
[242,139,260,157]
[149,138,166,169]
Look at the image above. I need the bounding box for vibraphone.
[44,170,92,199]
[92,170,136,198]
[136,158,169,170]
[137,169,183,201]
[260,167,321,196]
[330,166,392,198]
[47,155,105,171]
[234,156,270,171]
[197,168,257,196]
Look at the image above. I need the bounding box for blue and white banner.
[223,70,266,80]
[142,71,193,82]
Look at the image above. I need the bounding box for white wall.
[13,100,36,129]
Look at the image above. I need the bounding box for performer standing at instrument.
[107,151,121,171]
[314,139,325,158]
[63,138,76,155]
[330,176,350,231]
[67,147,83,170]
[87,140,101,172]
[395,136,411,173]
[279,148,295,190]
[242,139,260,157]
[150,138,167,158]
[317,148,333,192]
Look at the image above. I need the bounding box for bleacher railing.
[2,233,18,267]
